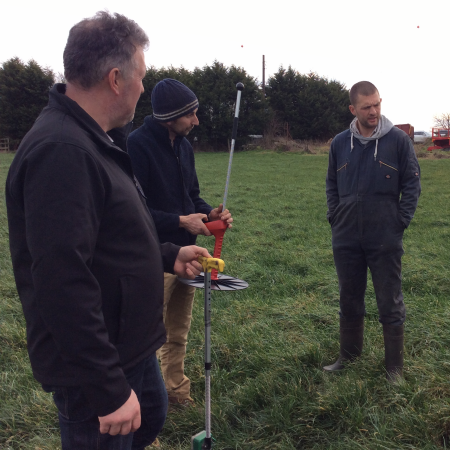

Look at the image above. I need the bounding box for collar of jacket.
[51,84,131,155]
[144,115,185,151]
[108,122,134,152]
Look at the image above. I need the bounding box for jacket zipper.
[337,162,348,172]
[173,142,187,215]
[379,161,398,171]
[133,176,147,199]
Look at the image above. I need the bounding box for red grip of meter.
[205,220,227,280]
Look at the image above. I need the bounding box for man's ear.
[107,68,121,96]
[349,104,356,116]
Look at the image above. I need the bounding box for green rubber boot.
[324,316,364,371]
[383,323,404,383]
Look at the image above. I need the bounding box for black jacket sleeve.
[160,242,180,274]
[189,167,212,216]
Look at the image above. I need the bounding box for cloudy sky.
[1,0,449,132]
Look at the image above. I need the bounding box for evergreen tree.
[134,61,267,150]
[267,67,353,140]
[0,56,353,148]
[0,58,54,142]
[266,66,308,139]
[133,66,192,129]
[190,61,265,150]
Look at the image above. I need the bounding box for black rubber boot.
[383,324,404,382]
[323,316,364,371]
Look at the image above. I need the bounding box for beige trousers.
[157,273,196,398]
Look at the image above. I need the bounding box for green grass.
[1,151,450,449]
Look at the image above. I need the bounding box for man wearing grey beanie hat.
[128,79,233,408]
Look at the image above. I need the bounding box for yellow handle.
[198,256,225,273]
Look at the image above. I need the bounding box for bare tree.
[55,72,66,83]
[262,112,284,149]
[433,113,450,129]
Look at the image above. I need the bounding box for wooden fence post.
[0,138,10,152]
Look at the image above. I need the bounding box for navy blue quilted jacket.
[326,126,421,241]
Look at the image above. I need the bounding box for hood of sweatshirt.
[349,114,394,160]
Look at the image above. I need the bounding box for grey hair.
[63,11,149,89]
[349,81,379,106]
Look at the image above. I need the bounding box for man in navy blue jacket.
[128,79,232,406]
[324,81,421,381]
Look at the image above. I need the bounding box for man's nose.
[193,114,199,126]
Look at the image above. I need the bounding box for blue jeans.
[42,353,168,450]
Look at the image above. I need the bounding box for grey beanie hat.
[151,78,199,122]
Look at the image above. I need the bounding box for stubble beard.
[360,115,379,132]
[178,126,194,137]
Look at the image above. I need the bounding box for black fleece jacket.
[127,116,212,247]
[6,84,180,416]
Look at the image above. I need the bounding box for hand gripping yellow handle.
[198,256,225,273]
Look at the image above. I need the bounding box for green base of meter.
[191,431,214,449]
[191,431,206,449]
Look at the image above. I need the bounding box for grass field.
[1,150,450,449]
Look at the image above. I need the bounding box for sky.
[1,0,449,132]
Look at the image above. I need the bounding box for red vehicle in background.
[395,124,414,142]
[427,128,450,151]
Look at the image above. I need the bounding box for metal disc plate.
[178,273,249,290]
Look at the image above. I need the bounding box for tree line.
[1,57,357,150]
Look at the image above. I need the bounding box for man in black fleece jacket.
[128,79,232,407]
[5,12,209,449]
